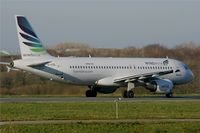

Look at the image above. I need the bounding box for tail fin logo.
[17,16,45,53]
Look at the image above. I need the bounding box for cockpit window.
[183,63,189,70]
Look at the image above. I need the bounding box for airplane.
[1,15,194,98]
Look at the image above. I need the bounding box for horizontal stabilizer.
[0,62,10,65]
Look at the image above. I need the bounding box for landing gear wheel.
[123,90,134,98]
[127,91,134,98]
[92,90,97,97]
[86,90,91,97]
[86,90,97,97]
[166,93,173,98]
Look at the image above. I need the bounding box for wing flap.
[114,70,173,83]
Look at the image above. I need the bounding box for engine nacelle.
[146,79,173,94]
[94,86,118,94]
[96,77,120,86]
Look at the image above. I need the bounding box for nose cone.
[186,69,194,83]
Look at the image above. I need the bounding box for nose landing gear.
[166,92,173,98]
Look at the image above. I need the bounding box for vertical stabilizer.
[15,15,51,59]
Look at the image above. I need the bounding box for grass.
[1,122,200,133]
[1,101,200,132]
[1,101,200,121]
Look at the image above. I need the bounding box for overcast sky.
[0,0,200,53]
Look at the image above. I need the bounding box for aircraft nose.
[187,69,194,82]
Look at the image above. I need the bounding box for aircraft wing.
[114,70,173,83]
[28,61,51,67]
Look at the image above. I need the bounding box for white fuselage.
[13,57,194,87]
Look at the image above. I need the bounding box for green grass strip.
[1,122,200,133]
[0,101,200,121]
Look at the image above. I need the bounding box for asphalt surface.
[0,96,200,103]
[1,119,200,126]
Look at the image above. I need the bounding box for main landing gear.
[123,82,135,98]
[123,90,134,98]
[85,86,97,97]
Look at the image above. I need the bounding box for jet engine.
[145,79,173,94]
[94,86,118,94]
